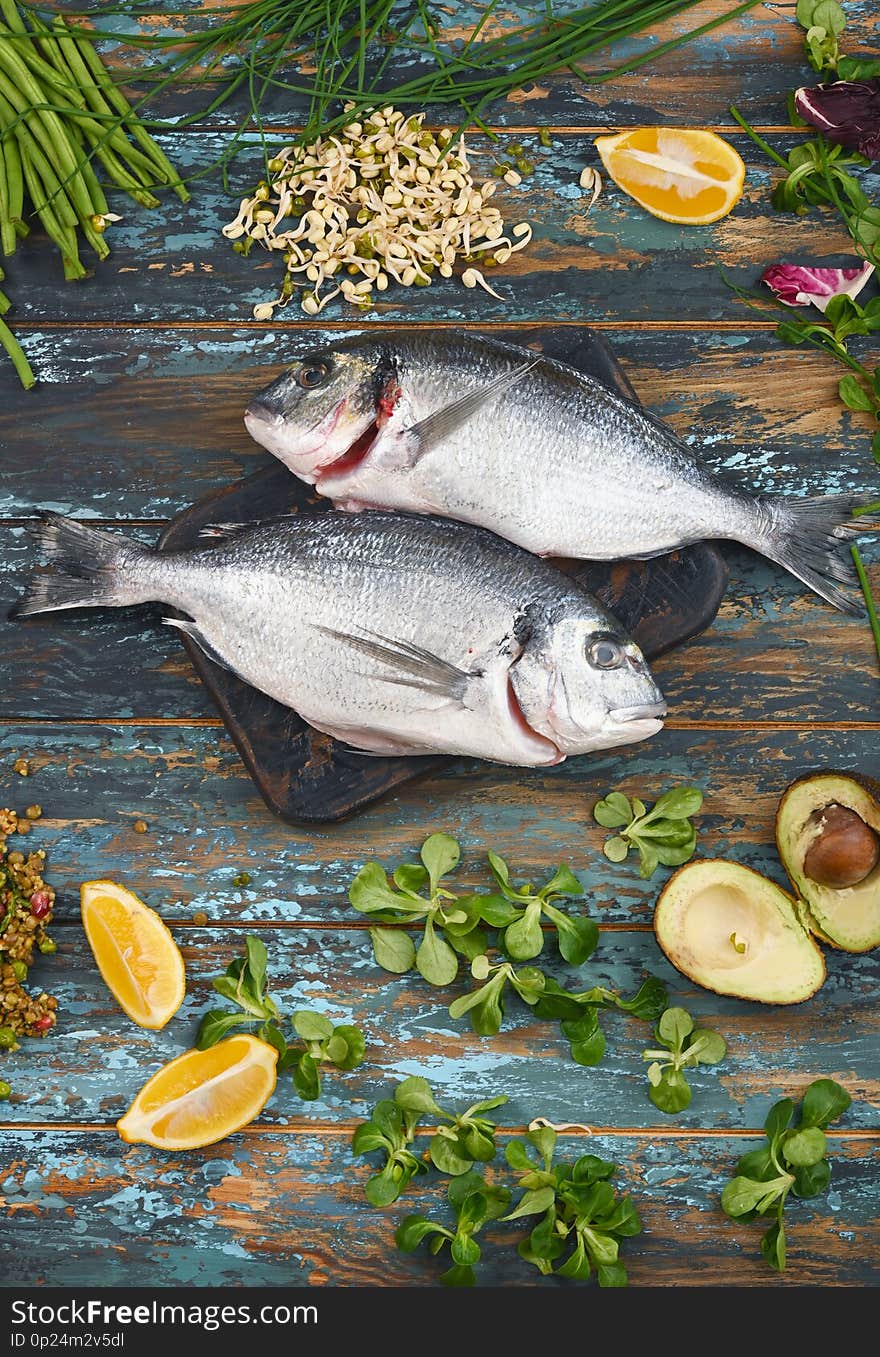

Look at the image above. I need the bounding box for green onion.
[0,267,34,388]
[852,545,880,674]
[0,2,187,387]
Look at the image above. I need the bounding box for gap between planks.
[3,717,880,732]
[167,123,804,138]
[44,919,656,933]
[2,1121,877,1140]
[12,319,780,333]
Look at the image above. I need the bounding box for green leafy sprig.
[796,0,846,74]
[350,833,485,986]
[448,955,547,1037]
[593,786,704,878]
[394,1076,508,1176]
[396,1171,511,1287]
[284,1011,366,1101]
[352,836,665,1059]
[503,1126,642,1285]
[481,853,598,965]
[351,835,598,982]
[721,1077,852,1270]
[352,1098,428,1207]
[534,974,669,1066]
[197,936,365,1102]
[795,0,880,79]
[641,1007,727,1114]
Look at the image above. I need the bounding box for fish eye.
[587,635,624,670]
[298,361,330,390]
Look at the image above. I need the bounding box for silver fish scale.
[148,512,620,762]
[325,331,759,559]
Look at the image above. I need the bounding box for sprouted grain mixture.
[223,107,533,317]
[0,804,57,1057]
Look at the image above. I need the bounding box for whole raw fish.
[244,329,866,614]
[11,511,666,765]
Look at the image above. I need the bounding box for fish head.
[510,610,666,755]
[244,342,384,483]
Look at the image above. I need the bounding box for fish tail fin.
[754,493,871,616]
[9,513,151,620]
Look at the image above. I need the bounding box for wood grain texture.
[62,0,878,129]
[2,1130,877,1287]
[0,133,877,328]
[1,0,879,1290]
[1,926,878,1129]
[1,724,878,928]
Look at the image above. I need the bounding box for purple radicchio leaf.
[761,261,875,311]
[794,79,880,162]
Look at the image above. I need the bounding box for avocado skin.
[654,858,826,1005]
[776,769,880,954]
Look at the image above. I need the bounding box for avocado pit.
[802,803,880,889]
[777,770,880,953]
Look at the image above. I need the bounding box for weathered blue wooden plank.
[1,1129,877,1286]
[52,0,878,129]
[0,132,874,327]
[2,925,878,1129]
[1,723,878,927]
[1,326,878,522]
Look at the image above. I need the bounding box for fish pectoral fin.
[399,358,540,467]
[317,625,474,702]
[163,617,248,682]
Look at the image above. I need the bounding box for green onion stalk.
[0,266,33,388]
[0,0,187,387]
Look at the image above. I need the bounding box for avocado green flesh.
[655,861,825,1004]
[778,774,880,952]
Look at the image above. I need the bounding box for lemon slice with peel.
[117,1035,279,1149]
[595,128,746,225]
[81,879,185,1030]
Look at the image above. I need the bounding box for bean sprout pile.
[223,107,533,318]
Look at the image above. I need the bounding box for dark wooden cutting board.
[159,329,727,823]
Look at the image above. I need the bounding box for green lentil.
[0,809,58,1040]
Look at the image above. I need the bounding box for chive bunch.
[0,0,187,388]
[27,0,763,176]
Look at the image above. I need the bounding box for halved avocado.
[777,770,880,953]
[654,860,826,1004]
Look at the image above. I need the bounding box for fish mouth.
[244,397,353,473]
[608,701,667,724]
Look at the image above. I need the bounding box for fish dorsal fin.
[198,517,297,542]
[400,358,539,467]
[317,626,474,702]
